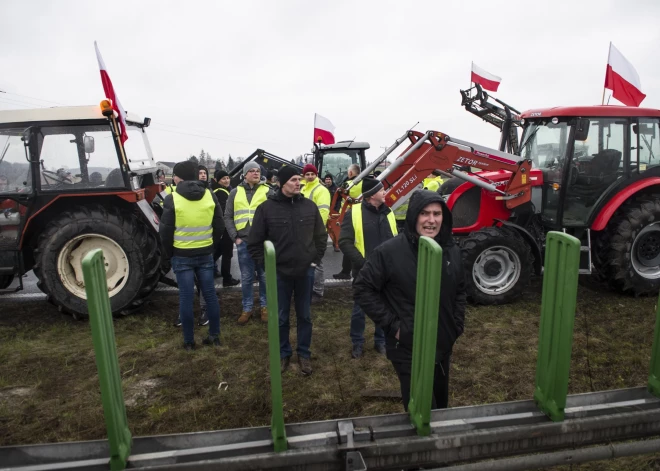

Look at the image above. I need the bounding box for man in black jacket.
[339,178,398,359]
[354,190,466,410]
[213,170,240,286]
[248,166,327,376]
[159,161,225,350]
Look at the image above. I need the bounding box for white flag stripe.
[608,43,643,90]
[314,113,335,133]
[94,41,106,71]
[471,62,502,83]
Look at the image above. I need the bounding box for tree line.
[187,149,243,171]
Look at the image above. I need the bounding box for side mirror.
[575,118,590,141]
[633,123,656,138]
[83,135,95,154]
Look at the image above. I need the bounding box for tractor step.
[563,228,592,275]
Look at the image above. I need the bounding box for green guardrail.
[408,236,443,436]
[264,241,288,452]
[649,291,660,398]
[82,249,132,471]
[533,231,580,422]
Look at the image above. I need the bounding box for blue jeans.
[171,254,220,344]
[350,301,385,347]
[236,241,266,312]
[278,267,314,359]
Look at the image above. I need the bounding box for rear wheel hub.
[631,223,660,278]
[473,246,522,295]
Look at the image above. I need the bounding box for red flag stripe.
[471,71,500,92]
[314,128,335,145]
[604,65,646,107]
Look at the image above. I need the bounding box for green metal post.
[264,241,287,452]
[533,231,580,422]
[408,236,443,436]
[81,249,131,471]
[649,292,660,398]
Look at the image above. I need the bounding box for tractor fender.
[493,219,542,275]
[591,177,660,231]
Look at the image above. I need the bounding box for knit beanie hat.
[303,164,318,175]
[278,166,300,186]
[214,170,229,180]
[173,161,197,181]
[362,177,384,198]
[243,161,261,175]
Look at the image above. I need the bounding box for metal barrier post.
[264,241,287,452]
[533,231,580,422]
[82,249,131,471]
[408,236,443,436]
[649,292,660,398]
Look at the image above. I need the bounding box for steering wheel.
[42,169,71,185]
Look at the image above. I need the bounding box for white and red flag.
[471,62,502,92]
[94,41,128,143]
[313,113,335,145]
[604,43,646,107]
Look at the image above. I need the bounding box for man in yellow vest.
[423,170,445,193]
[338,177,397,358]
[301,163,330,302]
[334,164,363,280]
[159,161,224,350]
[224,161,271,324]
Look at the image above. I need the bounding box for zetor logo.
[457,156,480,166]
[395,175,418,195]
[529,112,542,117]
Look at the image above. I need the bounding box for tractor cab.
[520,107,660,230]
[312,141,369,184]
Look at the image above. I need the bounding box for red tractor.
[328,103,660,305]
[0,100,168,317]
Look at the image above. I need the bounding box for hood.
[404,189,453,247]
[175,180,208,201]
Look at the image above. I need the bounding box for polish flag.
[471,62,502,92]
[313,113,335,145]
[94,41,128,144]
[605,43,646,107]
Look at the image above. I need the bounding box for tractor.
[0,100,167,318]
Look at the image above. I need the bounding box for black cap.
[173,161,197,181]
[278,166,300,185]
[214,170,229,180]
[362,177,383,198]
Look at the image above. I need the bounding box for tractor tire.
[33,204,161,318]
[460,226,533,305]
[0,275,14,289]
[593,195,660,296]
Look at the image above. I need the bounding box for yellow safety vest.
[302,177,331,225]
[341,179,364,210]
[172,190,215,250]
[352,204,398,257]
[233,184,269,231]
[214,187,230,196]
[165,184,174,194]
[423,176,444,193]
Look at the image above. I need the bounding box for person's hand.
[395,329,400,340]
[235,238,243,245]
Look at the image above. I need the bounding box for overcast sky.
[1,0,659,164]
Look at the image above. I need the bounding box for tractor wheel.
[0,275,14,289]
[460,226,533,305]
[594,195,660,295]
[33,204,161,318]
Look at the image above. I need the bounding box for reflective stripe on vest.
[172,189,215,250]
[214,187,230,196]
[351,204,398,257]
[233,184,269,230]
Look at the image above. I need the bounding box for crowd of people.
[157,160,465,409]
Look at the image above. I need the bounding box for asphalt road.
[0,239,350,301]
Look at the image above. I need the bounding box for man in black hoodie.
[354,190,466,410]
[248,166,327,376]
[159,161,225,350]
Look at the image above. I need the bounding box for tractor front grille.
[451,186,480,229]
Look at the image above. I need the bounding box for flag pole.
[602,42,612,105]
[601,88,606,106]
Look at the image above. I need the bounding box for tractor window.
[0,129,31,194]
[632,119,660,172]
[318,150,361,184]
[521,121,569,169]
[39,125,123,191]
[563,118,626,226]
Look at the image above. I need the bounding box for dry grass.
[1,279,660,470]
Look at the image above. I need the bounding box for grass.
[1,279,660,470]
